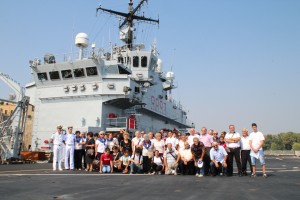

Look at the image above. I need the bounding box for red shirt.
[100,154,113,165]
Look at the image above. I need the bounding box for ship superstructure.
[26,0,193,146]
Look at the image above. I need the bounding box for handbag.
[87,148,95,156]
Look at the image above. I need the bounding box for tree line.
[264,132,300,150]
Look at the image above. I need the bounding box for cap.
[57,125,62,129]
[67,126,73,129]
[197,160,203,168]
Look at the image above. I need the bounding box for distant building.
[0,101,16,117]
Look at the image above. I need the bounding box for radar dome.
[156,59,163,72]
[166,71,175,81]
[75,33,89,48]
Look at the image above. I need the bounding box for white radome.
[75,33,89,48]
[166,71,175,81]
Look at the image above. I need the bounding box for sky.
[0,0,299,135]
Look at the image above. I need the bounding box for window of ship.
[133,56,139,67]
[61,70,73,79]
[86,67,98,76]
[37,72,48,81]
[118,57,124,64]
[74,68,85,78]
[49,71,60,80]
[141,56,148,68]
[127,56,131,65]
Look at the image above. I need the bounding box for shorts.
[251,150,266,165]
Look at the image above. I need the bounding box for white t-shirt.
[131,153,142,164]
[153,139,165,154]
[132,137,144,152]
[165,137,178,148]
[241,136,251,150]
[153,156,163,166]
[188,134,200,146]
[249,131,265,150]
[225,132,241,148]
[178,140,186,154]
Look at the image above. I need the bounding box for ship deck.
[0,156,299,200]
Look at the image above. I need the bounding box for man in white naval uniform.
[50,125,64,171]
[64,126,75,170]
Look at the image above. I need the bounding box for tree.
[292,143,300,150]
[270,143,281,150]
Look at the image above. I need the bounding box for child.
[119,150,131,174]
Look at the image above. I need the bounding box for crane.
[0,72,29,162]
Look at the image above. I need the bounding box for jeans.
[102,165,111,173]
[210,161,227,176]
[130,162,142,173]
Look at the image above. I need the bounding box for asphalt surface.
[0,156,299,200]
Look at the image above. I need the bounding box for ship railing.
[106,117,127,128]
[34,48,105,64]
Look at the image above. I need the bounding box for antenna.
[96,0,159,50]
[170,48,176,72]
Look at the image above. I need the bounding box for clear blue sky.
[1,0,299,134]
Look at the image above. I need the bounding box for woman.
[151,150,164,175]
[153,132,165,156]
[120,132,132,154]
[85,132,95,172]
[100,148,113,173]
[139,134,153,174]
[112,146,122,172]
[107,132,119,153]
[74,131,83,170]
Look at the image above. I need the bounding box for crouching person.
[119,150,131,174]
[130,147,143,174]
[164,143,180,175]
[100,148,113,173]
[151,150,164,175]
[210,142,228,176]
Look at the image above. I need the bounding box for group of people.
[50,123,267,178]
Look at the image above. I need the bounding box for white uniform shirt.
[96,138,107,153]
[64,133,75,145]
[241,136,251,150]
[225,132,241,148]
[249,131,265,150]
[51,132,64,145]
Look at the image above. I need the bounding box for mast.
[96,0,159,50]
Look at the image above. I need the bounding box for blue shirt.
[210,145,227,162]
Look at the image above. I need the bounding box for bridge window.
[49,71,60,80]
[133,56,139,67]
[74,68,85,78]
[61,70,73,79]
[37,72,48,81]
[141,56,148,68]
[127,57,131,65]
[118,57,124,64]
[86,67,98,76]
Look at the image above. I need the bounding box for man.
[240,128,252,176]
[179,142,194,175]
[225,124,242,176]
[199,127,213,175]
[249,123,267,178]
[164,143,180,175]
[64,126,75,170]
[132,131,143,154]
[191,137,205,177]
[210,142,228,176]
[50,125,64,171]
[99,148,113,173]
[80,131,87,169]
[212,130,220,143]
[187,128,200,146]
